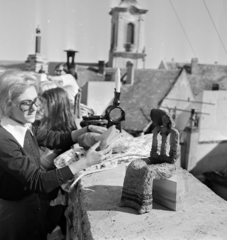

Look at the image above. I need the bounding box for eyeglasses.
[19,97,42,112]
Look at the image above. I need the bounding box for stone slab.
[68,164,227,240]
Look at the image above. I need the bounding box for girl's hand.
[85,141,112,168]
[78,132,102,149]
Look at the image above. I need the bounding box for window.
[111,24,115,50]
[126,23,134,44]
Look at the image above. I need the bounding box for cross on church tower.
[108,0,148,69]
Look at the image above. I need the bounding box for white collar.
[1,116,32,147]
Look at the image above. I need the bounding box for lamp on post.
[105,68,125,131]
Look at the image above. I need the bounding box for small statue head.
[162,111,175,129]
[150,108,166,127]
[150,108,175,129]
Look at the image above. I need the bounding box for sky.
[0,0,227,68]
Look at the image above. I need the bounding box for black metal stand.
[113,90,121,106]
[105,89,125,131]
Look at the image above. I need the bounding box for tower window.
[111,24,115,50]
[126,23,134,44]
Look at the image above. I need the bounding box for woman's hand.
[85,141,112,168]
[68,141,112,175]
[88,125,107,134]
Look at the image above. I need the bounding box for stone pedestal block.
[153,170,185,211]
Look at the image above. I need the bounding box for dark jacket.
[0,125,74,240]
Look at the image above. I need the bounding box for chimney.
[180,108,200,170]
[189,108,199,128]
[126,61,134,85]
[212,83,219,91]
[64,49,78,67]
[64,49,79,79]
[180,126,199,170]
[98,61,105,74]
[191,58,198,74]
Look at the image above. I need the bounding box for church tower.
[25,26,49,73]
[108,0,148,69]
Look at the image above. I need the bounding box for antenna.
[162,106,209,128]
[161,106,210,115]
[165,97,215,105]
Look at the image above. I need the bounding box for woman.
[0,69,110,240]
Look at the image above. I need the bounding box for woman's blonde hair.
[0,69,38,118]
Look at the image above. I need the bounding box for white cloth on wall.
[33,73,48,82]
[60,74,79,96]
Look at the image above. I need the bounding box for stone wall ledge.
[68,164,227,240]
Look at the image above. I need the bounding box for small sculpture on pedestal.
[119,109,180,214]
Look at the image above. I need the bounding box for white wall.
[160,69,195,131]
[86,81,115,115]
[199,91,227,142]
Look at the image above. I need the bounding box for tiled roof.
[166,61,189,70]
[187,65,227,96]
[120,61,227,133]
[77,66,105,87]
[120,69,180,132]
[159,60,227,96]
